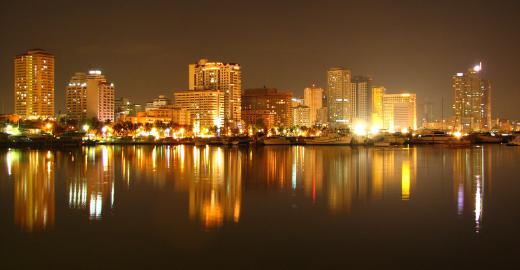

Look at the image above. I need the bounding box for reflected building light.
[401,160,410,201]
[475,175,482,233]
[6,151,13,176]
[111,180,115,209]
[457,182,464,216]
[69,178,87,209]
[89,193,103,220]
[102,146,109,172]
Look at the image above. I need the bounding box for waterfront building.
[14,49,55,119]
[351,76,372,123]
[242,87,293,128]
[293,105,311,127]
[452,63,492,132]
[65,70,115,122]
[189,59,241,128]
[382,93,417,132]
[304,85,323,126]
[173,89,224,130]
[128,106,190,126]
[326,67,352,126]
[371,86,386,128]
[115,97,142,120]
[145,95,171,111]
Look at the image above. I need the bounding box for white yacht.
[303,133,352,145]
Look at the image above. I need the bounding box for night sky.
[1,0,519,119]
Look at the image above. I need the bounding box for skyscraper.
[303,84,323,126]
[382,93,417,132]
[189,59,241,128]
[371,86,386,128]
[14,49,55,119]
[351,76,372,123]
[173,89,224,131]
[326,67,352,126]
[452,63,492,131]
[65,70,115,122]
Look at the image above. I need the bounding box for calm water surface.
[1,145,520,269]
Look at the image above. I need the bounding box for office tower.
[293,105,311,127]
[452,63,492,131]
[65,70,115,122]
[242,87,293,129]
[304,84,323,125]
[351,76,372,123]
[382,93,417,131]
[115,97,141,119]
[189,59,241,128]
[326,67,352,126]
[371,86,386,127]
[173,89,224,130]
[14,49,55,119]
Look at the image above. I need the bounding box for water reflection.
[452,147,491,233]
[0,145,494,233]
[8,150,55,232]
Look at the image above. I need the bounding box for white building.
[382,93,417,132]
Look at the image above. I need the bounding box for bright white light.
[370,125,380,135]
[89,70,102,75]
[82,124,89,132]
[453,131,462,138]
[354,123,367,136]
[401,128,409,134]
[457,73,464,76]
[473,62,482,72]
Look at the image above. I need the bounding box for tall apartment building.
[173,89,224,130]
[293,105,311,127]
[371,86,386,127]
[242,88,293,129]
[326,67,352,126]
[351,76,372,123]
[65,70,115,122]
[303,84,323,126]
[452,63,492,131]
[14,49,55,119]
[382,93,417,131]
[189,59,241,128]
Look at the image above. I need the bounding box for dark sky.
[1,0,519,119]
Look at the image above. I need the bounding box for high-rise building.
[14,49,55,119]
[326,67,352,126]
[452,63,492,131]
[145,95,171,111]
[65,70,115,122]
[371,86,386,127]
[304,85,323,126]
[189,59,241,128]
[173,89,224,130]
[242,87,293,128]
[382,93,417,131]
[293,105,311,127]
[351,76,372,123]
[115,97,142,120]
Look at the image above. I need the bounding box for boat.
[412,131,456,144]
[372,134,407,146]
[470,132,502,144]
[507,136,520,146]
[303,133,352,145]
[261,136,292,145]
[374,141,391,147]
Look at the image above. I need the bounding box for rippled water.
[1,145,519,269]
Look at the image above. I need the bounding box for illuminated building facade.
[129,106,190,125]
[242,87,293,128]
[382,93,417,131]
[293,105,311,127]
[351,76,372,123]
[174,89,224,130]
[115,97,142,120]
[326,67,352,126]
[303,85,323,126]
[189,59,241,128]
[371,86,385,128]
[14,49,55,119]
[65,70,115,122]
[452,63,492,132]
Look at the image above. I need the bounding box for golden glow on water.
[1,145,495,233]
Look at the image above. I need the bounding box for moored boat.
[507,135,520,146]
[303,133,352,145]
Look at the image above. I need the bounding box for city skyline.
[1,1,519,120]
